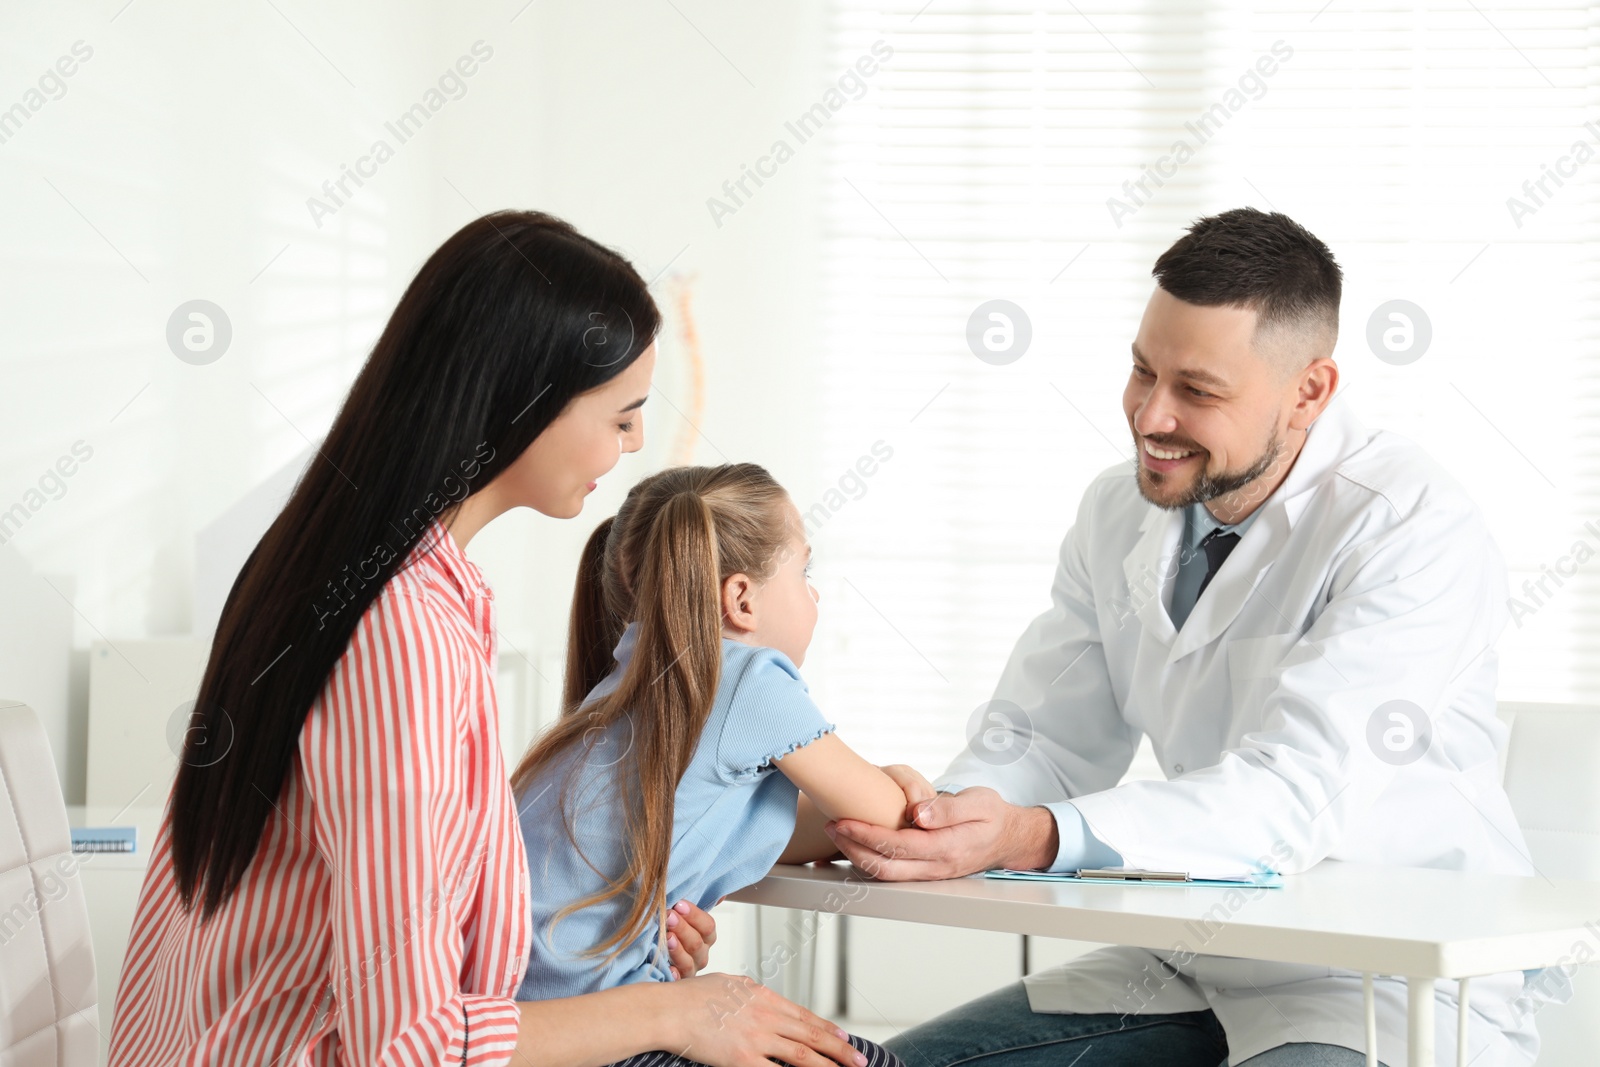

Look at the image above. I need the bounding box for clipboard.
[985,866,1283,888]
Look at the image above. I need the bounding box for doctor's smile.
[1138,435,1202,471]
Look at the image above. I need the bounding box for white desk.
[730,861,1600,1066]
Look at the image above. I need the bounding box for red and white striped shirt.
[109,519,533,1067]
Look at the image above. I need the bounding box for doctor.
[826,208,1540,1066]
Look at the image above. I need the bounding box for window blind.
[804,0,1600,777]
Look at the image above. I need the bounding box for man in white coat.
[827,208,1540,1066]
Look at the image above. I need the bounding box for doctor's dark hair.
[169,210,660,921]
[1152,207,1343,349]
[510,463,793,963]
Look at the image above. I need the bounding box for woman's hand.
[666,898,717,979]
[660,973,868,1067]
[513,963,866,1067]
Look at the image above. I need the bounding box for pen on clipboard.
[1074,867,1190,882]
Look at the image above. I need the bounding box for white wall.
[438,0,834,724]
[0,0,834,801]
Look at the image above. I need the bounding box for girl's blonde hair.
[511,462,793,962]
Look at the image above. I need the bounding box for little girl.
[511,463,914,1064]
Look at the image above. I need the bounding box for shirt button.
[1173,763,1184,774]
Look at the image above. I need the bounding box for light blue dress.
[514,622,835,999]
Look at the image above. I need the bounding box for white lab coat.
[935,398,1543,1067]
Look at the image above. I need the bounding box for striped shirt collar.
[402,518,494,601]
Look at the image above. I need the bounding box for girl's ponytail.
[629,492,724,760]
[585,491,725,958]
[563,515,620,716]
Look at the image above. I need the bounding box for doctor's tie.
[1195,528,1241,600]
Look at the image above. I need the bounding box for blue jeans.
[883,981,1388,1067]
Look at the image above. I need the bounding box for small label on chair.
[71,825,137,853]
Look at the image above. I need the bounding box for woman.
[107,210,875,1067]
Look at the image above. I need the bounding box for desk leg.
[1456,977,1470,1067]
[1408,976,1435,1067]
[1363,972,1377,1067]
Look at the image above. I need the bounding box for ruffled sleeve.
[712,646,836,785]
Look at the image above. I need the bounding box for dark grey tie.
[1195,528,1241,600]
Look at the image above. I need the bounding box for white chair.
[1498,702,1600,1065]
[0,698,99,1066]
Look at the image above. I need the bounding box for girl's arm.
[772,733,914,864]
[779,794,841,865]
[779,763,937,864]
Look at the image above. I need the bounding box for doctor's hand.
[665,898,717,979]
[879,763,937,823]
[824,786,1058,881]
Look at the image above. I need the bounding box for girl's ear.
[721,572,758,634]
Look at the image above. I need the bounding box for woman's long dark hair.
[170,210,660,921]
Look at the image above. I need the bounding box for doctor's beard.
[1136,428,1285,511]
